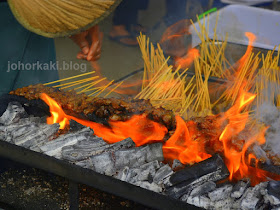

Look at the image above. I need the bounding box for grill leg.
[69,181,79,210]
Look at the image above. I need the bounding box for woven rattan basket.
[8,0,122,38]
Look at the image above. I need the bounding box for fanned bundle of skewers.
[43,71,124,98]
[16,14,280,123]
[135,15,280,121]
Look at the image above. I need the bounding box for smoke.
[255,102,280,156]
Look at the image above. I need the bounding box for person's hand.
[70,25,103,61]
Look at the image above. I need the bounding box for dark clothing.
[112,0,148,27]
[165,0,187,26]
[0,3,58,95]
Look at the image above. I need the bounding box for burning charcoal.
[237,182,267,210]
[264,194,280,206]
[231,179,250,199]
[122,168,140,183]
[172,159,184,171]
[69,119,87,132]
[134,181,163,193]
[62,137,135,162]
[213,197,234,209]
[114,143,164,169]
[153,164,174,185]
[189,181,216,197]
[75,159,92,169]
[12,123,59,148]
[89,143,164,176]
[129,160,161,183]
[166,155,229,199]
[40,127,93,158]
[268,181,280,200]
[116,167,130,181]
[181,195,211,209]
[208,184,233,202]
[239,187,261,209]
[90,152,116,176]
[169,154,228,186]
[18,116,42,124]
[0,102,26,125]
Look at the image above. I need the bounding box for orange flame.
[239,32,256,65]
[41,91,280,185]
[174,48,200,69]
[40,93,167,146]
[41,93,69,129]
[70,114,168,146]
[163,116,211,165]
[218,89,280,185]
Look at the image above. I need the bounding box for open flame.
[41,91,280,185]
[218,88,280,185]
[162,115,211,165]
[40,93,167,146]
[41,93,69,129]
[174,48,200,69]
[40,29,280,185]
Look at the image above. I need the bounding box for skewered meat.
[10,84,176,130]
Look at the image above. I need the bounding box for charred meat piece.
[10,84,176,130]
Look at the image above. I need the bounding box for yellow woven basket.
[8,0,122,38]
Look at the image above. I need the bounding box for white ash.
[153,164,173,185]
[189,181,216,197]
[180,181,280,210]
[0,102,27,125]
[40,127,94,158]
[231,179,250,199]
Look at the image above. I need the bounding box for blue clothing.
[0,3,58,95]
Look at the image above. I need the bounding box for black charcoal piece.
[172,159,184,171]
[208,184,233,201]
[166,154,229,200]
[268,181,280,200]
[0,94,49,117]
[0,102,27,125]
[69,119,87,132]
[62,137,135,162]
[189,181,216,197]
[153,164,174,185]
[231,179,250,199]
[169,154,229,186]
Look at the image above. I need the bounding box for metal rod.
[69,181,79,210]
